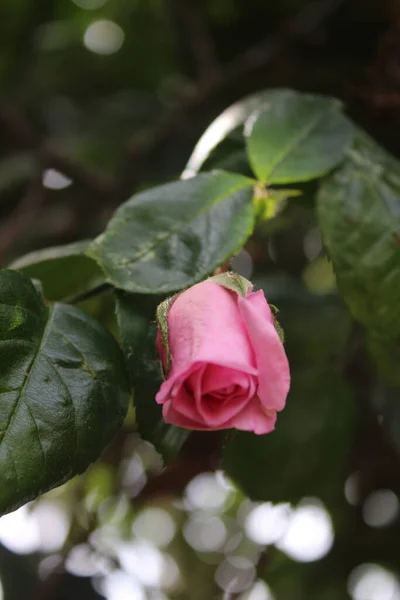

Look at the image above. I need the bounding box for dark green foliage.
[318,134,400,384]
[245,91,355,184]
[116,292,188,462]
[88,171,255,293]
[9,240,104,301]
[0,270,129,515]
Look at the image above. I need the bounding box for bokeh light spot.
[215,556,256,594]
[121,454,147,496]
[184,516,227,552]
[363,489,399,528]
[133,508,175,548]
[238,580,276,600]
[0,501,69,555]
[348,564,400,600]
[276,498,334,562]
[245,502,292,545]
[66,543,109,577]
[118,541,179,590]
[118,541,164,587]
[345,472,362,506]
[0,504,40,554]
[99,570,145,600]
[34,501,70,552]
[83,20,124,55]
[185,472,230,512]
[42,169,72,190]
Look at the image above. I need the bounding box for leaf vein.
[0,307,52,456]
[266,110,328,182]
[102,178,253,268]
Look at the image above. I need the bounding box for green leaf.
[317,134,400,338]
[183,89,292,177]
[0,269,129,515]
[9,240,104,301]
[116,292,188,462]
[88,171,255,294]
[245,90,354,184]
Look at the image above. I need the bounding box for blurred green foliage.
[1,0,400,599]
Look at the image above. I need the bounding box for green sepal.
[156,295,178,375]
[209,271,253,297]
[268,303,285,343]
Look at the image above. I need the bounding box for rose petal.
[196,364,256,427]
[200,364,249,394]
[166,281,256,374]
[162,399,213,430]
[225,399,277,434]
[156,363,202,422]
[238,290,290,411]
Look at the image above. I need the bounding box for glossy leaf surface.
[88,171,255,294]
[0,270,129,515]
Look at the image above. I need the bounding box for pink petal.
[196,364,256,427]
[224,399,277,434]
[166,281,256,375]
[238,290,290,412]
[162,399,215,430]
[155,362,201,421]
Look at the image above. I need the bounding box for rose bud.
[155,273,290,434]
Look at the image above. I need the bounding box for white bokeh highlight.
[117,541,179,590]
[215,556,256,594]
[363,489,399,528]
[245,502,292,545]
[0,502,69,555]
[42,169,72,190]
[185,472,231,512]
[238,580,276,600]
[66,543,109,577]
[184,516,227,553]
[0,505,41,554]
[84,20,124,55]
[276,498,334,562]
[348,564,400,600]
[99,570,145,600]
[133,508,175,548]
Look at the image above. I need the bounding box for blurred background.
[1,0,400,599]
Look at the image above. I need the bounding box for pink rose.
[155,276,290,434]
